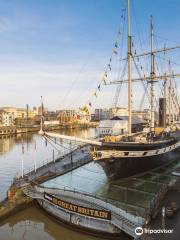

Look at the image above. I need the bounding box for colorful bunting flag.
[102,72,107,82]
[113,49,118,54]
[93,92,98,98]
[81,106,89,114]
[83,21,126,111]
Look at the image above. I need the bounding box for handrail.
[23,144,88,176]
[23,184,141,238]
[35,184,145,219]
[32,185,145,226]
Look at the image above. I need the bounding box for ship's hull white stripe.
[94,140,180,159]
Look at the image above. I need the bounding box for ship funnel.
[159,98,166,127]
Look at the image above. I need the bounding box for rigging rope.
[112,12,127,108]
[79,7,127,114]
[132,56,151,105]
[43,135,63,153]
[112,60,128,107]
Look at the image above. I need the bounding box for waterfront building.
[57,109,91,124]
[0,110,15,126]
[44,111,58,121]
[36,106,48,115]
[32,106,39,116]
[98,119,128,136]
[28,109,37,119]
[94,108,111,121]
[2,107,26,119]
[17,108,27,118]
[93,107,152,123]
[109,107,128,118]
[1,106,42,123]
[98,116,145,136]
[57,110,77,123]
[44,120,59,126]
[92,107,126,121]
[1,107,18,120]
[132,109,151,121]
[77,112,91,123]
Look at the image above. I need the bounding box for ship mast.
[106,4,180,127]
[39,96,44,134]
[127,0,132,135]
[168,59,172,124]
[150,16,155,132]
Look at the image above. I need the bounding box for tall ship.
[42,0,180,180]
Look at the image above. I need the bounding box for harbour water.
[0,206,104,240]
[0,128,96,201]
[0,128,105,240]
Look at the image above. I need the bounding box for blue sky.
[0,0,179,110]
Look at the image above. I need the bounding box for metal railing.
[22,144,88,176]
[23,184,143,239]
[34,185,145,224]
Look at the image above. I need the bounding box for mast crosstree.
[113,1,180,133]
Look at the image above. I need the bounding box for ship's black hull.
[96,134,180,180]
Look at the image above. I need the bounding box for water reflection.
[0,136,15,155]
[0,206,105,240]
[0,134,34,155]
[0,128,97,200]
[0,128,104,240]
